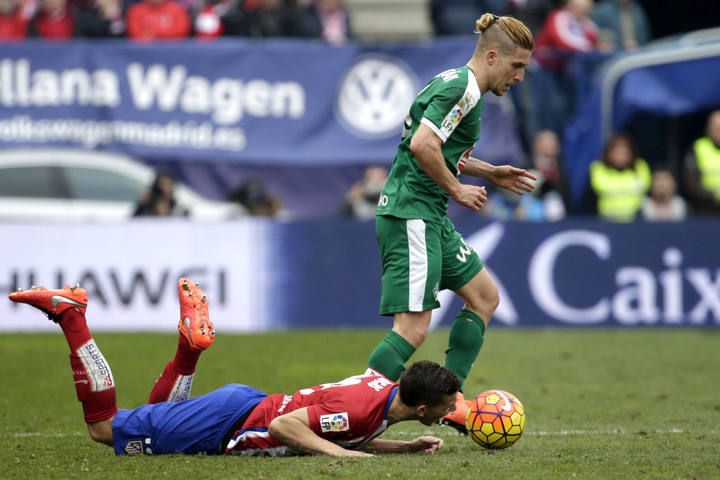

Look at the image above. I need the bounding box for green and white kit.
[376,65,485,315]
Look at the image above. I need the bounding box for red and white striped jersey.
[225,372,397,456]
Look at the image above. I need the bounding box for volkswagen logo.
[335,54,418,138]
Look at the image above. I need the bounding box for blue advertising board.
[0,38,523,167]
[2,219,717,331]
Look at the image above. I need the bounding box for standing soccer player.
[368,13,536,432]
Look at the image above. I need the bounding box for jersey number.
[298,374,366,395]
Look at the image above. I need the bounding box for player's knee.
[486,284,500,313]
[393,312,431,347]
[466,283,499,322]
[408,328,429,347]
[395,325,428,347]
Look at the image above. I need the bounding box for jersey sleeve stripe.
[421,117,448,142]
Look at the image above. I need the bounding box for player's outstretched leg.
[8,285,118,430]
[148,278,215,404]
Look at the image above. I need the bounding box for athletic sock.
[148,335,201,404]
[444,308,486,390]
[57,309,117,423]
[367,330,416,381]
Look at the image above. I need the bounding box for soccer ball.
[466,389,525,449]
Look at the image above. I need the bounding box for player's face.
[418,393,458,426]
[490,48,531,96]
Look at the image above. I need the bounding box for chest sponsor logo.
[320,412,349,433]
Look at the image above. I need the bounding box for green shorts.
[375,215,484,315]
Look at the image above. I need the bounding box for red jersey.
[0,13,27,40]
[535,8,599,70]
[126,1,190,40]
[225,373,397,456]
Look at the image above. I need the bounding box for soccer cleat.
[8,285,88,321]
[177,278,215,351]
[438,391,471,435]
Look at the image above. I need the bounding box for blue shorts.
[112,384,266,455]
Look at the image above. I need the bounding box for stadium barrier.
[1,218,718,331]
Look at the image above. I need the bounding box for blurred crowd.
[3,0,718,223]
[0,0,350,43]
[344,108,720,223]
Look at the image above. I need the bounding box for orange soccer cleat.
[8,285,88,321]
[438,391,471,435]
[177,278,215,351]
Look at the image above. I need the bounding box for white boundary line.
[5,428,714,439]
[390,428,708,437]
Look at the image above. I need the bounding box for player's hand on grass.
[488,165,536,195]
[407,436,444,454]
[343,450,375,457]
[452,184,487,211]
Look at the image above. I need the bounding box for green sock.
[367,330,416,381]
[445,309,486,390]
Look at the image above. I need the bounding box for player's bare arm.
[268,408,373,457]
[462,157,537,195]
[362,436,444,454]
[411,123,487,211]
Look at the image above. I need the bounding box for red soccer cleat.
[8,285,88,321]
[438,391,471,435]
[177,278,215,351]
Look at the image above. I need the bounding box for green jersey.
[377,65,484,223]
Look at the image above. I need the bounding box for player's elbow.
[267,416,286,440]
[409,136,428,157]
[86,421,114,446]
[410,132,441,164]
[410,140,435,167]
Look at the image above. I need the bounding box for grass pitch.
[1,328,718,479]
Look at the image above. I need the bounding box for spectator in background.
[529,129,568,220]
[641,168,687,222]
[307,0,349,45]
[506,0,558,35]
[340,166,388,220]
[29,0,74,38]
[684,110,720,215]
[430,0,508,36]
[487,129,568,222]
[233,0,318,39]
[487,187,545,221]
[587,133,651,222]
[535,0,604,69]
[193,0,230,38]
[532,0,606,133]
[228,178,284,218]
[126,0,190,40]
[134,172,190,217]
[591,0,651,52]
[75,0,125,37]
[193,0,252,37]
[0,0,27,39]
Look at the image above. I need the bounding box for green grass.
[1,329,719,479]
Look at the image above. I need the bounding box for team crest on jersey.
[320,413,349,433]
[124,440,143,455]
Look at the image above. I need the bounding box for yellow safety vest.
[693,137,720,200]
[590,158,651,222]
